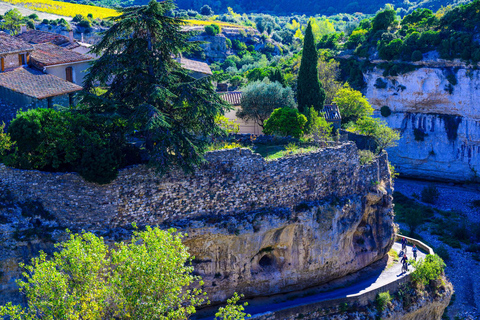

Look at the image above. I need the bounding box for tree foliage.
[296,20,326,114]
[82,0,229,175]
[237,79,295,128]
[3,108,128,184]
[305,107,332,143]
[0,227,206,319]
[411,254,446,286]
[263,107,308,138]
[1,8,23,34]
[333,84,373,125]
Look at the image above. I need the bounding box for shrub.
[26,20,35,29]
[435,246,450,261]
[359,149,375,165]
[0,123,13,158]
[374,78,388,89]
[405,208,423,235]
[200,5,213,16]
[411,50,423,61]
[28,13,39,20]
[376,291,392,311]
[305,107,332,143]
[225,38,232,49]
[380,106,392,117]
[72,14,84,22]
[41,18,49,24]
[411,254,446,286]
[204,24,220,36]
[421,185,440,204]
[263,107,308,139]
[5,109,127,184]
[77,19,91,29]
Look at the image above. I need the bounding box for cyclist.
[412,244,418,261]
[401,237,408,254]
[401,253,408,273]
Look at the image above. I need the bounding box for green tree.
[305,107,332,143]
[263,107,308,138]
[371,8,397,32]
[200,4,214,15]
[333,84,373,125]
[296,21,326,114]
[0,227,249,320]
[82,0,228,175]
[411,254,446,286]
[237,79,295,128]
[1,9,23,34]
[205,24,220,36]
[348,116,400,153]
[317,52,341,104]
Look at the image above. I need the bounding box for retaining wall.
[0,142,392,228]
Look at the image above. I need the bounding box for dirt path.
[0,1,72,21]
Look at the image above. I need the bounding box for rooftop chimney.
[20,25,27,34]
[69,30,74,44]
[81,33,84,43]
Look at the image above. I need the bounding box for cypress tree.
[297,20,326,114]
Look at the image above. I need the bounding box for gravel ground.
[394,178,480,320]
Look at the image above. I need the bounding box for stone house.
[0,32,34,72]
[177,57,213,79]
[29,43,93,86]
[220,91,263,135]
[0,32,86,123]
[220,90,342,135]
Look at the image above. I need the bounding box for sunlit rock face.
[364,62,480,181]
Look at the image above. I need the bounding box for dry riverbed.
[394,178,480,320]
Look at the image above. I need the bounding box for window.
[66,67,73,82]
[18,53,27,66]
[1,57,4,72]
[47,97,53,108]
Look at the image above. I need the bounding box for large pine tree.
[296,20,326,114]
[82,0,228,174]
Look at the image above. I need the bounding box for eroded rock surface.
[364,61,480,181]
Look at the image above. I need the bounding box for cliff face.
[0,143,395,304]
[364,62,480,181]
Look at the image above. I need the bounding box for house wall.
[0,86,73,124]
[45,61,90,86]
[1,53,21,70]
[225,106,263,135]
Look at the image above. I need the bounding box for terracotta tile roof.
[323,104,342,121]
[0,32,34,55]
[0,67,82,99]
[30,43,92,68]
[16,30,71,47]
[178,57,212,75]
[220,91,242,105]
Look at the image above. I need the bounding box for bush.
[4,109,127,184]
[77,19,92,29]
[411,50,423,61]
[200,5,213,16]
[72,14,84,22]
[28,13,39,20]
[376,291,392,311]
[359,149,375,165]
[411,254,446,286]
[305,107,332,143]
[421,185,440,204]
[26,20,35,29]
[263,107,308,139]
[381,106,392,117]
[204,24,220,36]
[435,246,450,261]
[374,78,388,89]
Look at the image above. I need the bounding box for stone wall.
[0,142,390,228]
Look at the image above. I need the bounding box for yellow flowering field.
[1,0,120,19]
[1,0,245,27]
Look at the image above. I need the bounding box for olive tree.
[237,79,295,128]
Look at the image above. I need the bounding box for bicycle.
[402,260,409,273]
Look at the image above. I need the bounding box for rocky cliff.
[0,143,395,304]
[364,60,480,181]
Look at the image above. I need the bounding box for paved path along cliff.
[193,242,427,319]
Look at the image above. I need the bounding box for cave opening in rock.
[259,255,274,268]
